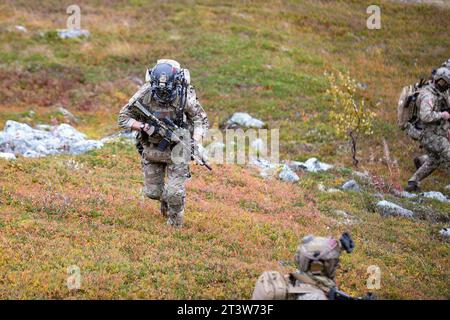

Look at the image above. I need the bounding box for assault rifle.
[133,100,212,171]
[328,287,375,300]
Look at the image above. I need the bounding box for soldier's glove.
[141,123,156,136]
[441,111,450,120]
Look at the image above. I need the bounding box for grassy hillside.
[0,0,449,299]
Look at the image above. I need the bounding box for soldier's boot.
[163,189,186,228]
[405,181,420,192]
[407,155,439,192]
[167,208,184,228]
[413,155,429,170]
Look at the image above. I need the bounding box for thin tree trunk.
[349,130,359,167]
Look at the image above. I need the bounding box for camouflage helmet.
[294,233,354,279]
[432,67,450,92]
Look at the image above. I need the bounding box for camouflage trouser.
[409,133,450,183]
[142,159,190,228]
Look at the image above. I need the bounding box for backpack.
[397,79,426,130]
[252,271,289,300]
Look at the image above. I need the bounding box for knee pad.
[143,185,163,200]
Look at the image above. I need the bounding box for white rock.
[53,123,86,141]
[342,180,361,192]
[421,191,450,203]
[376,200,414,218]
[279,164,299,183]
[439,228,450,238]
[398,191,418,199]
[250,157,279,179]
[0,120,103,157]
[15,25,28,32]
[317,183,340,193]
[57,29,90,39]
[226,112,265,128]
[0,152,16,160]
[290,158,333,173]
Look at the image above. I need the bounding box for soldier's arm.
[117,83,151,130]
[185,86,209,141]
[418,92,446,123]
[118,104,138,130]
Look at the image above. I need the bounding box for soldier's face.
[309,260,325,275]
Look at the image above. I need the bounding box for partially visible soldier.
[252,233,373,300]
[118,59,209,228]
[404,67,450,192]
[413,60,450,172]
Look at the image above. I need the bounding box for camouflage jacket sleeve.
[117,83,152,129]
[185,86,209,140]
[418,90,444,123]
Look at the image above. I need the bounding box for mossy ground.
[0,0,448,299]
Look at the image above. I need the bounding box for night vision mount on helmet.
[433,67,450,92]
[144,59,192,126]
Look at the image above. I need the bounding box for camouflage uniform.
[252,235,349,300]
[408,83,449,184]
[118,83,208,227]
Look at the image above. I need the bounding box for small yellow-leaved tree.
[326,71,375,167]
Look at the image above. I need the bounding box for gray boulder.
[279,164,299,183]
[342,180,361,192]
[439,228,450,238]
[289,157,333,173]
[0,120,103,157]
[421,191,450,204]
[398,191,418,199]
[0,152,16,160]
[376,200,414,218]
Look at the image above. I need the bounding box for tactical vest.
[139,93,186,145]
[417,85,450,137]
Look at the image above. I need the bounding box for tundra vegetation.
[0,0,448,299]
